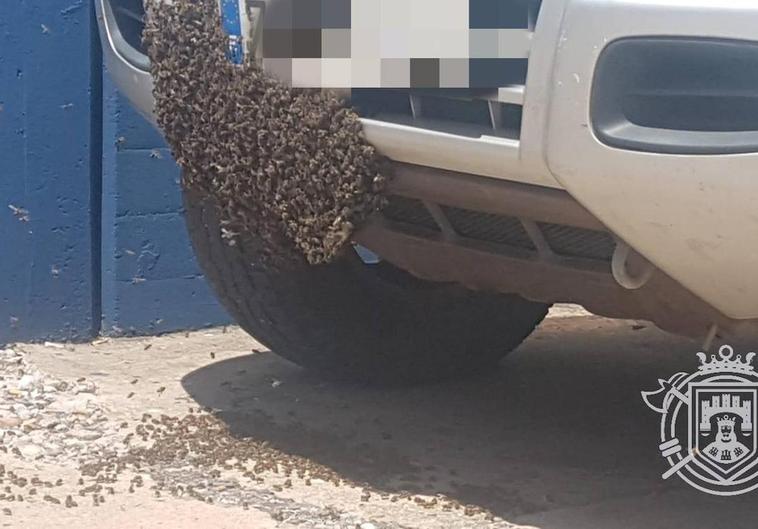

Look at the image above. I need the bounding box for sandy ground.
[2,305,757,528]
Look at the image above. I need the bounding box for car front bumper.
[97,0,758,322]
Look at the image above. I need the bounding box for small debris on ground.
[0,336,515,529]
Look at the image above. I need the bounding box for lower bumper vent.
[381,195,615,263]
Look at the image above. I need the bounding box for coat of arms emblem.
[642,344,758,495]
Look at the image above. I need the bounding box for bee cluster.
[144,0,387,265]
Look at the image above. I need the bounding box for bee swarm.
[144,0,387,266]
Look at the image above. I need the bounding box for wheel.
[183,187,550,384]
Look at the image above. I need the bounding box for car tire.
[183,187,550,384]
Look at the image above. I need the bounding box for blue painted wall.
[1,0,100,342]
[100,78,229,336]
[0,1,229,343]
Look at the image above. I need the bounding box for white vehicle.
[97,0,758,382]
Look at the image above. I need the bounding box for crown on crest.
[717,414,737,428]
[697,345,756,374]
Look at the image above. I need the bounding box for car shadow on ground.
[181,316,758,528]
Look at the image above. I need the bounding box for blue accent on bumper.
[353,245,381,265]
[220,0,244,64]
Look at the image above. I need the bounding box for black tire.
[183,188,550,384]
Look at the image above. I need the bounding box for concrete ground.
[1,306,757,528]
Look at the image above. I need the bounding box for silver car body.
[96,0,758,330]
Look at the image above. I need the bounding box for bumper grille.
[351,0,543,140]
[538,223,616,262]
[442,206,535,251]
[351,89,524,140]
[106,0,543,141]
[381,194,615,264]
[381,196,441,235]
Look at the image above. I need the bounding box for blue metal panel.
[220,0,245,64]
